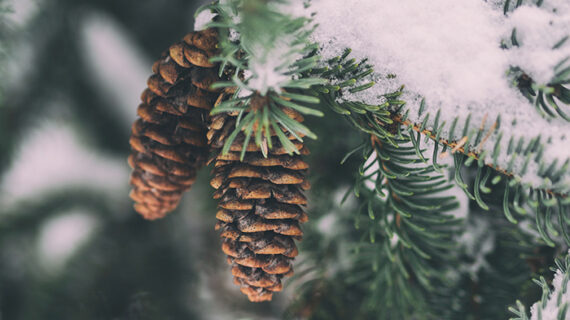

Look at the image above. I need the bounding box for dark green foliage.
[316,45,570,253]
[510,254,570,320]
[284,48,462,319]
[0,0,11,171]
[446,210,554,320]
[0,189,199,320]
[283,37,569,317]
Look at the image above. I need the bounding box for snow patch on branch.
[194,9,216,31]
[246,36,302,95]
[305,0,570,192]
[530,250,570,320]
[508,3,570,84]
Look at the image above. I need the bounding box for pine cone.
[208,90,310,302]
[128,28,221,220]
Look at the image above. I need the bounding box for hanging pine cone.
[128,28,221,220]
[208,90,310,302]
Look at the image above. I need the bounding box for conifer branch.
[299,52,464,316]
[392,114,570,247]
[393,115,569,200]
[500,0,570,123]
[201,0,325,156]
[312,46,570,248]
[289,130,462,318]
[509,252,570,320]
[507,61,570,123]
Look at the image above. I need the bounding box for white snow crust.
[81,12,150,126]
[508,4,570,84]
[246,36,301,96]
[530,250,570,320]
[194,8,217,31]
[303,0,570,192]
[37,210,99,274]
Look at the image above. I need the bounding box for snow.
[200,0,570,192]
[194,8,216,31]
[530,250,570,320]
[508,4,570,84]
[0,120,129,209]
[457,216,495,276]
[302,0,570,193]
[80,12,150,126]
[246,38,298,96]
[316,212,337,234]
[207,0,313,96]
[37,209,99,274]
[315,0,510,107]
[239,8,311,96]
[7,0,41,27]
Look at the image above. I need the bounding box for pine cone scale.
[209,90,309,302]
[183,29,219,51]
[128,29,221,220]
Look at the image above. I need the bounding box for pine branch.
[201,0,325,156]
[194,1,569,315]
[506,57,570,123]
[305,0,570,197]
[312,47,570,248]
[393,114,568,199]
[285,74,463,317]
[393,114,570,247]
[509,252,570,320]
[439,208,554,320]
[293,71,463,317]
[500,1,570,123]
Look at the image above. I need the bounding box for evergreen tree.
[1,0,569,319]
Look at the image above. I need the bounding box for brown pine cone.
[208,89,310,302]
[128,28,221,220]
